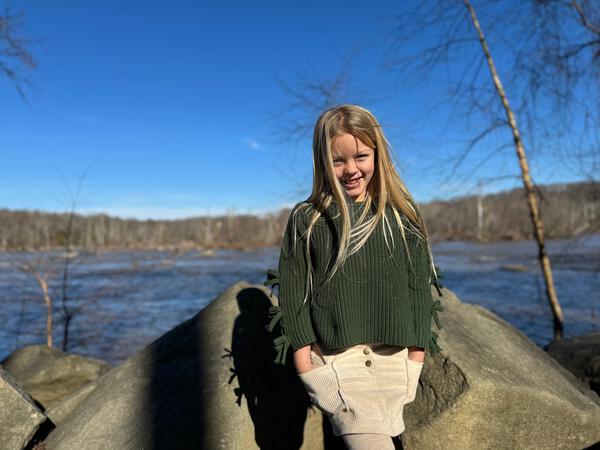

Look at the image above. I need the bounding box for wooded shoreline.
[1,181,598,252]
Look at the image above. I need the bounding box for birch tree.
[464,0,563,337]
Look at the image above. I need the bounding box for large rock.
[44,282,600,450]
[45,381,100,426]
[0,366,47,450]
[2,344,111,409]
[402,289,600,450]
[545,332,600,396]
[45,282,324,450]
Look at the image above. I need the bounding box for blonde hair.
[291,104,437,306]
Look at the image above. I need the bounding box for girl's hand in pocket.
[297,364,320,375]
[407,346,425,362]
[294,344,316,374]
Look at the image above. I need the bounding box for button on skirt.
[297,343,423,437]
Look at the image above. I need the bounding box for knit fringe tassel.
[428,264,445,355]
[263,269,291,365]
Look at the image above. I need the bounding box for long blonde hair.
[291,104,437,306]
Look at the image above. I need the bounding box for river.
[1,234,598,366]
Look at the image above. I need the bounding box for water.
[1,235,599,367]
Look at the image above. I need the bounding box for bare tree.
[5,166,87,350]
[462,0,563,337]
[0,7,38,100]
[9,252,59,347]
[55,168,89,351]
[382,0,600,339]
[509,0,600,182]
[384,1,599,184]
[266,48,386,147]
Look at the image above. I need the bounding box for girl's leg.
[341,433,395,450]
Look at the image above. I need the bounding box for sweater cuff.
[287,322,317,352]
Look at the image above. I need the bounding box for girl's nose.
[345,160,358,174]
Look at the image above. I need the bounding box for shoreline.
[2,231,600,254]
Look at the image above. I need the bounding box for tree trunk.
[463,0,564,339]
[62,313,71,351]
[60,210,74,351]
[34,273,53,347]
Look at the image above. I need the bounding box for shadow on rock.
[44,282,338,450]
[228,287,309,449]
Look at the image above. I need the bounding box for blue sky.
[0,1,586,219]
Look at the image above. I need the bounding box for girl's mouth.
[343,177,361,188]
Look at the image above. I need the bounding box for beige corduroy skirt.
[298,343,423,437]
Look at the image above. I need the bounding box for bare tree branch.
[0,7,39,101]
[571,0,600,37]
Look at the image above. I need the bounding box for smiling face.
[331,133,375,202]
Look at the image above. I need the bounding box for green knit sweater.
[264,200,443,365]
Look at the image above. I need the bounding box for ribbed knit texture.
[277,200,440,353]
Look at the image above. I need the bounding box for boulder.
[2,344,111,409]
[402,289,600,450]
[545,332,600,396]
[0,365,47,450]
[44,282,600,450]
[45,382,99,426]
[45,282,324,450]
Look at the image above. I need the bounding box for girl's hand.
[297,363,319,374]
[294,344,315,374]
[407,346,425,362]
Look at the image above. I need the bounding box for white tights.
[341,433,396,449]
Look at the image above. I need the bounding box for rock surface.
[0,365,47,450]
[545,332,600,396]
[402,289,600,450]
[45,282,323,450]
[45,382,99,426]
[42,282,600,450]
[2,344,111,409]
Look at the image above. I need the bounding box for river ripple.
[1,234,598,366]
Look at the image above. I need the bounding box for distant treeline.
[1,181,598,251]
[424,181,599,241]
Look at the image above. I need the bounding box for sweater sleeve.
[278,203,318,351]
[263,202,317,365]
[407,233,444,354]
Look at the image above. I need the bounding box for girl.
[264,104,443,449]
